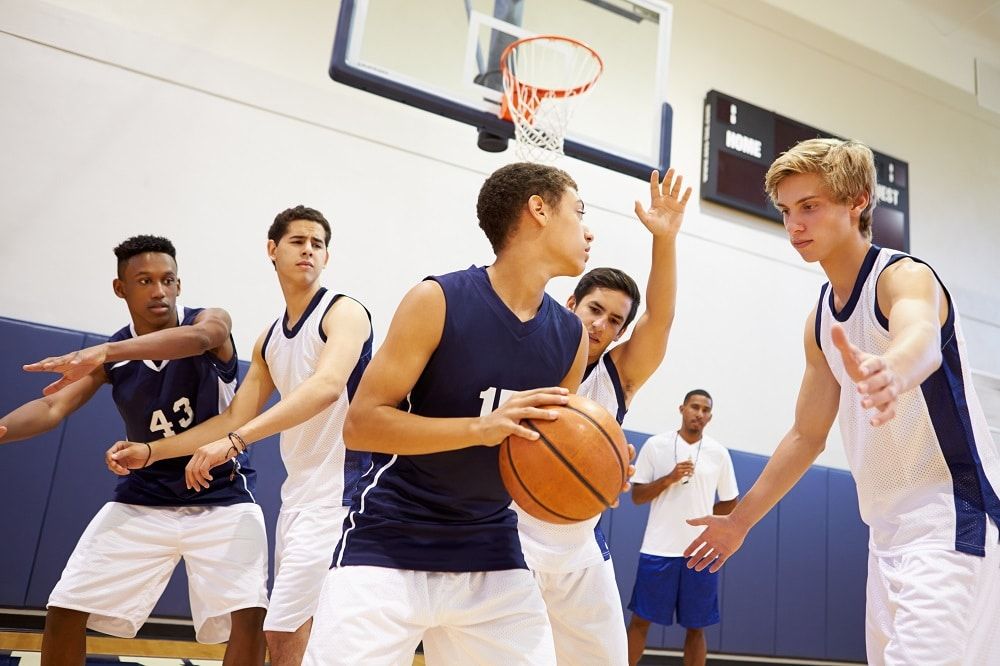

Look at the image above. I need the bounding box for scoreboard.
[700,90,909,252]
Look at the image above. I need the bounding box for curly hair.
[476,162,577,252]
[113,235,176,276]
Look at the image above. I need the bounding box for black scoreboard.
[700,90,909,252]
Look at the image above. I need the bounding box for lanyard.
[673,431,703,469]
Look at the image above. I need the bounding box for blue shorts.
[627,553,720,628]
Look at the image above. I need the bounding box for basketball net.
[500,35,604,163]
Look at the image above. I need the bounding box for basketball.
[500,393,630,524]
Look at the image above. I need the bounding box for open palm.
[634,168,692,239]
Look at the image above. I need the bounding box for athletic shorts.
[48,501,268,643]
[865,520,1000,665]
[303,566,556,665]
[263,505,348,633]
[627,553,719,629]
[534,558,627,665]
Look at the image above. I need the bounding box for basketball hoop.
[499,35,604,162]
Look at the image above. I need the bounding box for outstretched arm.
[343,280,574,456]
[106,329,275,472]
[183,297,372,489]
[684,307,839,572]
[0,368,106,445]
[609,169,691,404]
[833,258,946,426]
[24,308,234,395]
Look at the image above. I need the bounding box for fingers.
[42,376,72,396]
[679,186,692,206]
[0,425,6,440]
[830,325,864,375]
[870,405,897,427]
[106,442,131,475]
[23,356,61,372]
[627,444,636,461]
[669,172,683,198]
[649,169,660,201]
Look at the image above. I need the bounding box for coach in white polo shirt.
[625,389,739,666]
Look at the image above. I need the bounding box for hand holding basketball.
[475,386,570,445]
[831,324,900,426]
[683,513,748,573]
[23,343,109,396]
[500,394,632,523]
[634,168,692,241]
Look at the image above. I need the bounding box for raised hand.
[24,344,109,395]
[633,168,693,240]
[476,387,570,446]
[185,438,237,490]
[683,514,748,573]
[106,440,151,476]
[831,324,900,426]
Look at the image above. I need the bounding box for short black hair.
[684,389,712,405]
[113,235,176,277]
[269,205,331,245]
[572,267,641,330]
[476,162,577,253]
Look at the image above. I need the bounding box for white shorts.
[534,558,627,666]
[263,505,348,633]
[866,521,1000,665]
[48,501,268,643]
[303,566,556,666]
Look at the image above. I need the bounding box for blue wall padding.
[718,452,778,655]
[25,333,127,609]
[0,318,86,606]
[775,465,829,659]
[0,318,869,661]
[825,469,868,662]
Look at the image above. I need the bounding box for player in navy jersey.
[516,169,692,665]
[0,235,267,665]
[685,139,1000,664]
[299,162,632,666]
[110,207,373,666]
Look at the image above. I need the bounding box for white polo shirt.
[633,432,739,557]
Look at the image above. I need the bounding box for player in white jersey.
[516,169,692,665]
[109,207,373,666]
[685,139,1000,665]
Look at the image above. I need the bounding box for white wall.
[1,0,998,470]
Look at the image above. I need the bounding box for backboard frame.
[329,0,673,180]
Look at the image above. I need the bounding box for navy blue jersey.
[105,307,255,506]
[335,266,583,572]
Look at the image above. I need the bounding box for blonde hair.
[764,138,878,239]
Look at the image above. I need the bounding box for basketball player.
[626,390,738,666]
[684,139,1000,665]
[0,235,268,665]
[109,207,373,666]
[301,162,601,665]
[517,168,691,665]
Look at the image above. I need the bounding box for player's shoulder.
[641,432,673,450]
[107,321,133,343]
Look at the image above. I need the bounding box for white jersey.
[516,353,626,573]
[815,246,1000,557]
[633,432,738,556]
[263,288,373,512]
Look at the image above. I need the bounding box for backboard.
[330,0,674,179]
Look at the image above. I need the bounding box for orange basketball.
[500,394,630,524]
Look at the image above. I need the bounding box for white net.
[501,36,603,162]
